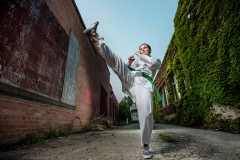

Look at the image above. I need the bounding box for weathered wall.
[0,0,69,100]
[0,0,119,144]
[44,0,113,116]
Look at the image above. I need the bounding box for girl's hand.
[127,55,135,66]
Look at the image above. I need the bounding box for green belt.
[127,66,162,101]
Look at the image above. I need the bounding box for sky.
[75,0,178,102]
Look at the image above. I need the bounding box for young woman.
[83,21,161,159]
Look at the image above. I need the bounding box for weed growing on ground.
[159,133,175,142]
[23,133,43,145]
[48,127,70,138]
[84,116,113,131]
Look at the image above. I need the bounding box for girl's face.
[139,44,151,56]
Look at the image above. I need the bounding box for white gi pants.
[95,38,154,146]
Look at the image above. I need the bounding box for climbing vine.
[154,0,240,129]
[152,90,164,123]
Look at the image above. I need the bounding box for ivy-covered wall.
[154,0,240,131]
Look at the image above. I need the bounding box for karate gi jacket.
[122,55,161,97]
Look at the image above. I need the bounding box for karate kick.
[83,21,161,159]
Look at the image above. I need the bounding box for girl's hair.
[139,43,151,53]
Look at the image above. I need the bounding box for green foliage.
[20,123,74,145]
[204,115,240,132]
[155,0,240,128]
[48,127,70,138]
[122,96,134,106]
[159,133,175,142]
[117,96,132,125]
[152,92,164,123]
[24,133,43,145]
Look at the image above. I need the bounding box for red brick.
[46,111,52,114]
[22,116,26,120]
[19,133,27,139]
[38,117,46,121]
[11,120,24,125]
[35,113,42,117]
[0,125,5,130]
[7,138,19,143]
[0,129,10,135]
[18,103,28,108]
[1,109,24,116]
[23,120,32,125]
[31,109,39,113]
[17,111,26,116]
[8,105,22,111]
[5,125,18,129]
[1,134,14,139]
[25,112,35,116]
[0,99,4,104]
[21,128,32,133]
[10,115,22,120]
[0,120,12,125]
[26,101,41,107]
[26,116,32,120]
[39,110,46,114]
[3,115,10,119]
[0,95,11,99]
[18,125,28,129]
[21,108,31,112]
[0,104,9,109]
[19,104,31,112]
[10,129,22,134]
[4,100,18,106]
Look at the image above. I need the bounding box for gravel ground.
[0,123,240,160]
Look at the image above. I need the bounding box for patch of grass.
[21,127,71,145]
[48,127,70,138]
[159,133,175,142]
[23,133,43,145]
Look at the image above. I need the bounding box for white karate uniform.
[94,38,161,146]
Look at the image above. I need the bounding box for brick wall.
[0,0,119,144]
[155,50,177,88]
[109,90,119,121]
[0,94,78,144]
[162,103,176,115]
[155,51,177,115]
[155,56,168,88]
